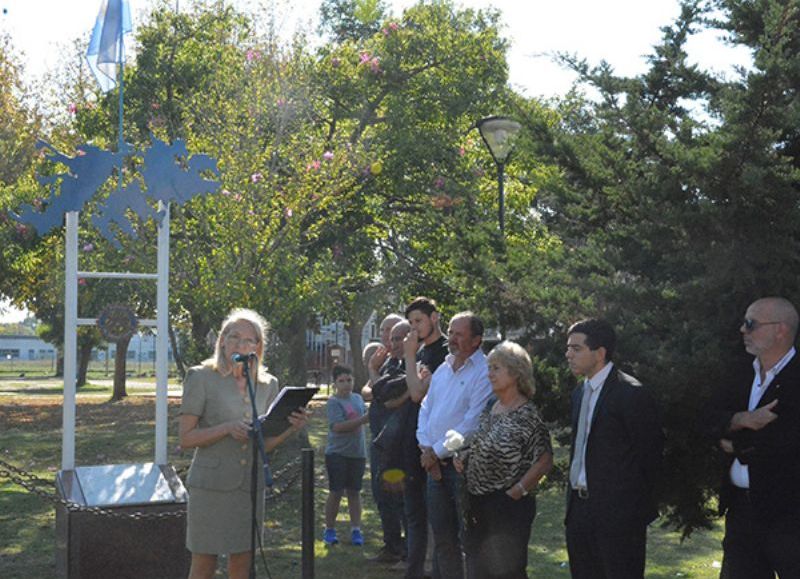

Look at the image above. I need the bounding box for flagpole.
[117,25,125,190]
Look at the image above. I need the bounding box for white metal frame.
[62,203,171,469]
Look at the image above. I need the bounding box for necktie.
[569,381,592,489]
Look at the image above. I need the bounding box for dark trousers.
[464,490,536,579]
[404,467,428,579]
[427,462,464,579]
[565,491,646,579]
[721,489,800,579]
[370,442,405,553]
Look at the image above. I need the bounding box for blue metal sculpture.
[12,137,220,246]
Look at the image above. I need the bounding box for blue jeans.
[427,462,464,579]
[403,465,428,579]
[370,442,405,552]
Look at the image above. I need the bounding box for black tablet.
[258,386,319,436]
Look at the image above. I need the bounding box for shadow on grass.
[1,395,726,579]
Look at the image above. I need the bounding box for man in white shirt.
[710,297,800,578]
[417,312,492,579]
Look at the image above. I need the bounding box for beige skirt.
[186,484,265,555]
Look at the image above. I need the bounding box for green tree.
[529,0,800,534]
[0,34,40,186]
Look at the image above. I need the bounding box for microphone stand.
[241,356,273,579]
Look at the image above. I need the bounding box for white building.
[0,334,57,360]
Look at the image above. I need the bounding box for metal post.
[155,202,170,465]
[497,162,505,238]
[301,448,315,579]
[63,211,79,470]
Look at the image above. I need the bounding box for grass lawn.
[1,378,725,578]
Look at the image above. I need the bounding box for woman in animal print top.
[455,340,553,579]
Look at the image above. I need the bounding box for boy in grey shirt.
[324,365,368,546]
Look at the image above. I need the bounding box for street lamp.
[476,116,521,237]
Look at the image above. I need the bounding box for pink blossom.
[32,198,43,209]
[15,223,27,235]
[82,243,94,252]
[251,172,263,183]
[370,57,381,74]
[382,22,399,35]
[323,151,334,161]
[78,279,88,286]
[276,98,286,107]
[246,49,262,62]
[68,103,77,115]
[359,52,372,65]
[233,193,243,202]
[307,160,321,171]
[221,189,232,196]
[434,176,446,189]
[459,147,466,157]
[331,57,341,68]
[75,149,87,157]
[151,102,161,110]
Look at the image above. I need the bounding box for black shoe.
[368,545,403,563]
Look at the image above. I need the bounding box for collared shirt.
[730,347,796,488]
[574,361,614,489]
[416,348,492,458]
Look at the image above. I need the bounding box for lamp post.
[476,116,521,237]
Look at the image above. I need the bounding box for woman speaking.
[179,308,307,579]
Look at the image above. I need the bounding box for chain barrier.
[0,453,305,520]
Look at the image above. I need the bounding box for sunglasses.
[741,319,781,332]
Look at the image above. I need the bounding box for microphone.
[232,352,257,363]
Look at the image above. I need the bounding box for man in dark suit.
[709,297,800,578]
[564,319,663,579]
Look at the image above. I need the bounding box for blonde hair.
[205,308,270,381]
[487,340,536,398]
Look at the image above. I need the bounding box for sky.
[0,0,751,322]
[1,0,751,97]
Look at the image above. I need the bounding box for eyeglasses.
[226,334,259,347]
[741,319,781,333]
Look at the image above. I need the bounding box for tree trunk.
[285,311,308,388]
[344,291,382,393]
[111,335,131,402]
[77,340,93,388]
[347,318,368,393]
[169,323,185,379]
[55,352,64,377]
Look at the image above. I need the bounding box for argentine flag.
[86,0,133,93]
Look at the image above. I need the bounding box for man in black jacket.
[709,297,800,578]
[564,319,663,579]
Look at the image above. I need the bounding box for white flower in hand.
[443,429,464,453]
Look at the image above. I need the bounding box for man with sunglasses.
[709,297,800,578]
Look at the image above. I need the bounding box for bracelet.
[516,482,528,496]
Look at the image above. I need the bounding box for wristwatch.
[516,482,528,496]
